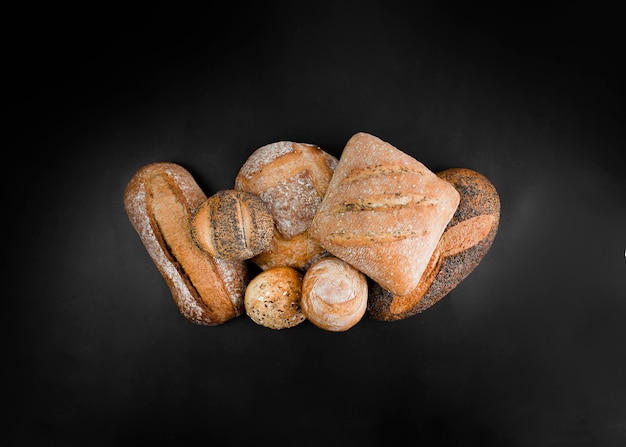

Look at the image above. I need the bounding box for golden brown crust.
[309,132,460,296]
[366,167,500,321]
[244,267,306,330]
[191,189,274,261]
[301,256,368,332]
[250,228,330,272]
[124,162,249,325]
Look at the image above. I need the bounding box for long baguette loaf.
[124,162,249,325]
[367,167,500,321]
[309,132,460,296]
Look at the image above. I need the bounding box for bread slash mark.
[337,164,426,187]
[325,228,430,245]
[331,194,437,213]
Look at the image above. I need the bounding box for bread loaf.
[235,141,338,240]
[367,167,500,321]
[309,132,460,296]
[124,162,248,325]
[191,189,274,261]
[301,256,368,332]
[234,141,337,271]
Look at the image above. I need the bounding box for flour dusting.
[239,141,295,179]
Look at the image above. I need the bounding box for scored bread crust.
[234,141,338,240]
[235,140,338,271]
[309,132,460,296]
[366,167,501,321]
[124,162,248,325]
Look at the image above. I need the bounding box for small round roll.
[301,256,368,332]
[191,189,274,261]
[244,267,306,330]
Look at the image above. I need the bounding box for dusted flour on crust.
[124,162,248,325]
[237,141,295,179]
[125,182,209,324]
[235,141,338,241]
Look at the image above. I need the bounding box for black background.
[6,1,625,445]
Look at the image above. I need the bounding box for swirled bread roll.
[309,132,460,297]
[367,167,500,321]
[301,256,368,332]
[124,162,249,325]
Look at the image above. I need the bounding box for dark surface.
[7,2,625,445]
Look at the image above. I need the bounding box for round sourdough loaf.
[235,141,338,271]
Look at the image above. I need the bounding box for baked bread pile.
[124,132,500,331]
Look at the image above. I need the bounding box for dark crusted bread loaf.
[366,167,500,321]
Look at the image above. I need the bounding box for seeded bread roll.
[367,167,500,321]
[124,162,249,325]
[309,132,460,297]
[191,189,274,261]
[301,256,368,332]
[244,267,306,330]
